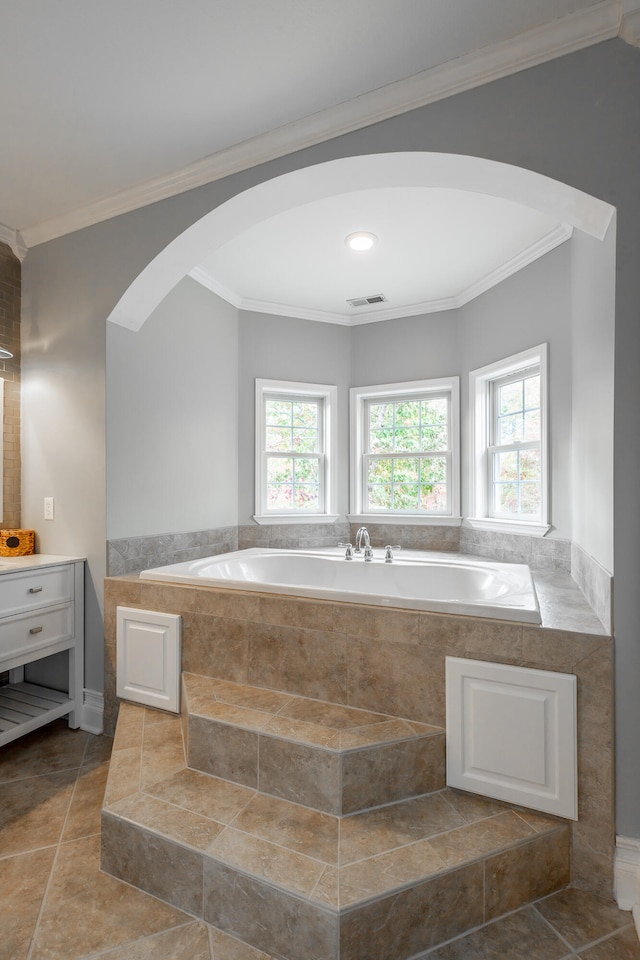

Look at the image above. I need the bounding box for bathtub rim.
[139,546,541,624]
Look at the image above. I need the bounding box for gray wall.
[20,39,640,837]
[238,311,351,524]
[106,277,238,539]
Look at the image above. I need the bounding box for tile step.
[182,672,446,815]
[102,702,571,960]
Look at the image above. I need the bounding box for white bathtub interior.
[140,547,541,623]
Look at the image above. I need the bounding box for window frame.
[469,344,549,535]
[254,378,338,524]
[349,377,461,525]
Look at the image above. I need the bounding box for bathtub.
[140,547,541,623]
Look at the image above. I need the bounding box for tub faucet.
[354,526,370,554]
[338,542,354,560]
[384,545,401,563]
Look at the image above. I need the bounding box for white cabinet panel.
[446,657,577,819]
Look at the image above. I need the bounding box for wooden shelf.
[0,681,72,746]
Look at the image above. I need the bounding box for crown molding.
[190,223,573,326]
[19,1,627,252]
[620,2,640,45]
[0,222,27,261]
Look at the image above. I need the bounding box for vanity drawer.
[0,565,74,618]
[0,603,74,666]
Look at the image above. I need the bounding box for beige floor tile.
[0,847,56,960]
[339,792,464,864]
[428,811,536,868]
[535,887,633,949]
[147,767,255,823]
[0,767,77,856]
[208,924,274,959]
[29,834,194,960]
[577,924,640,959]
[62,760,109,842]
[96,921,212,959]
[427,904,570,959]
[0,720,88,782]
[231,792,338,863]
[208,826,325,898]
[339,838,445,907]
[107,792,224,851]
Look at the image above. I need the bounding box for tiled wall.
[0,244,21,528]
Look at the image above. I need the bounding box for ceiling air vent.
[347,294,387,308]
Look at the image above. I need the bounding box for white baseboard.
[82,688,104,735]
[615,836,640,936]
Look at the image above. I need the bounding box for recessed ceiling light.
[345,232,377,251]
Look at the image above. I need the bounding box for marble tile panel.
[256,593,346,633]
[147,767,255,823]
[341,734,445,813]
[230,792,339,864]
[339,718,441,749]
[346,635,442,725]
[312,865,340,910]
[485,829,571,921]
[258,735,341,813]
[428,811,536,868]
[103,744,142,806]
[208,826,325,898]
[62,760,109,841]
[339,604,422,644]
[339,792,464,865]
[101,811,204,915]
[107,793,224,851]
[112,700,145,751]
[0,767,76,856]
[140,714,185,789]
[97,921,212,960]
[339,863,484,960]
[427,904,570,959]
[203,859,338,960]
[276,697,389,729]
[520,625,606,673]
[442,788,511,823]
[82,730,114,765]
[187,715,259,787]
[181,613,250,682]
[338,838,446,907]
[534,887,632,949]
[577,924,640,959]
[208,925,274,959]
[247,620,349,703]
[32,834,193,959]
[195,675,294,713]
[451,617,524,665]
[263,715,342,748]
[576,647,614,749]
[0,847,56,960]
[0,719,88,782]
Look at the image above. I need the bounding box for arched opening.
[106,151,615,596]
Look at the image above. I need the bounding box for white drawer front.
[0,604,75,665]
[0,565,74,618]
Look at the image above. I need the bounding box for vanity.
[0,556,84,745]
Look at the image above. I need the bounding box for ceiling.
[1,0,638,317]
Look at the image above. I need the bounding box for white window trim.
[254,378,338,525]
[349,377,461,522]
[468,344,550,536]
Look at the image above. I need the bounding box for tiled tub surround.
[103,566,614,902]
[106,522,611,631]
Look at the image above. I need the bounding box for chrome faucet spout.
[354,526,370,554]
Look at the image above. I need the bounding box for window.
[469,344,549,534]
[350,377,460,522]
[255,379,337,523]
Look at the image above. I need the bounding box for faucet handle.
[384,545,401,562]
[338,542,354,560]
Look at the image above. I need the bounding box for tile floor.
[1,718,638,960]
